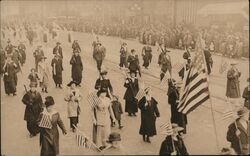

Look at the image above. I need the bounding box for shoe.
[146,137,151,143]
[45,90,48,93]
[99,146,106,150]
[143,135,146,142]
[13,93,17,96]
[119,125,124,129]
[133,113,137,116]
[59,85,62,89]
[128,113,132,116]
[77,84,81,87]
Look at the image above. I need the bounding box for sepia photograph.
[0,0,249,155]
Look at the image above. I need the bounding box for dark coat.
[242,86,250,109]
[127,55,141,76]
[95,78,113,96]
[226,68,241,98]
[226,119,250,155]
[22,91,43,122]
[51,58,63,84]
[53,46,63,59]
[159,135,189,155]
[18,43,26,65]
[124,78,139,113]
[5,44,13,54]
[28,73,39,86]
[3,61,18,94]
[72,42,81,52]
[70,55,83,84]
[111,100,123,120]
[142,46,152,68]
[204,50,212,74]
[138,96,160,136]
[93,46,106,61]
[159,53,172,73]
[39,112,67,156]
[33,49,44,67]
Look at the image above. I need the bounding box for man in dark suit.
[95,70,113,98]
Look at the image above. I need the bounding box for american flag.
[38,113,52,129]
[76,133,88,148]
[135,89,145,101]
[177,35,210,115]
[87,91,101,109]
[160,122,173,135]
[160,71,171,85]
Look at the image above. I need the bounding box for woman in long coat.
[141,45,152,69]
[226,62,241,99]
[51,54,63,88]
[124,71,139,116]
[64,81,82,132]
[3,55,18,95]
[38,56,50,93]
[39,96,67,156]
[70,50,83,86]
[138,87,160,143]
[167,79,187,134]
[242,78,250,109]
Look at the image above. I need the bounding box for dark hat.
[100,70,108,75]
[237,107,248,117]
[67,81,77,87]
[97,89,107,97]
[171,123,184,132]
[131,49,135,53]
[56,42,61,45]
[30,68,36,72]
[29,82,37,88]
[106,132,121,143]
[7,39,11,43]
[45,96,55,107]
[122,42,127,45]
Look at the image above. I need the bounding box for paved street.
[1,31,249,155]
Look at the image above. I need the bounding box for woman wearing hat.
[127,49,141,77]
[17,40,26,66]
[72,40,81,52]
[242,78,250,110]
[95,70,113,98]
[119,42,128,69]
[159,123,189,155]
[39,96,67,156]
[124,71,139,116]
[141,45,153,69]
[37,56,50,93]
[3,55,18,96]
[22,82,43,137]
[167,79,187,134]
[51,54,63,88]
[53,42,63,59]
[138,87,160,143]
[64,81,82,132]
[226,61,241,102]
[93,42,106,71]
[33,45,44,71]
[92,89,116,150]
[226,107,249,155]
[70,51,83,86]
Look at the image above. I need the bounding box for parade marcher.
[141,45,153,69]
[226,107,249,155]
[22,82,43,137]
[28,68,40,86]
[33,45,44,71]
[72,40,81,52]
[167,79,187,134]
[138,87,160,143]
[119,42,128,69]
[17,40,26,66]
[51,54,63,88]
[204,46,213,75]
[11,46,22,73]
[95,70,113,98]
[127,49,141,77]
[37,56,50,93]
[92,89,116,150]
[3,55,18,96]
[111,95,124,129]
[158,47,172,81]
[124,71,139,116]
[101,132,128,155]
[64,81,82,132]
[179,51,192,80]
[226,61,241,104]
[39,96,67,156]
[70,50,83,86]
[5,39,13,54]
[242,78,250,110]
[0,45,5,75]
[93,42,106,71]
[159,123,189,155]
[53,42,63,59]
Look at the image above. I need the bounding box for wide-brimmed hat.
[131,49,136,53]
[67,81,77,87]
[30,68,36,72]
[29,82,37,88]
[56,42,61,45]
[230,61,238,65]
[237,107,248,117]
[106,132,121,143]
[122,42,127,46]
[100,70,108,75]
[45,96,55,107]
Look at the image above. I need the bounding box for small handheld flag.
[87,91,101,109]
[38,113,52,129]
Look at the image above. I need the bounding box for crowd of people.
[1,17,249,156]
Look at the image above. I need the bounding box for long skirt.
[95,125,110,147]
[27,121,40,136]
[125,99,138,113]
[69,117,78,129]
[4,79,16,94]
[53,74,62,85]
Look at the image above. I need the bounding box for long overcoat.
[124,78,139,113]
[226,68,241,98]
[138,96,160,136]
[51,58,63,84]
[70,55,83,84]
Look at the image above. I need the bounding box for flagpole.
[199,35,220,153]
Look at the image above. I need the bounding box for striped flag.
[38,113,52,129]
[173,62,184,73]
[135,89,145,101]
[87,91,101,109]
[177,35,210,115]
[160,122,173,135]
[76,133,88,147]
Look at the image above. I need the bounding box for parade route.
[1,31,249,155]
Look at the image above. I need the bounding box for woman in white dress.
[38,56,50,93]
